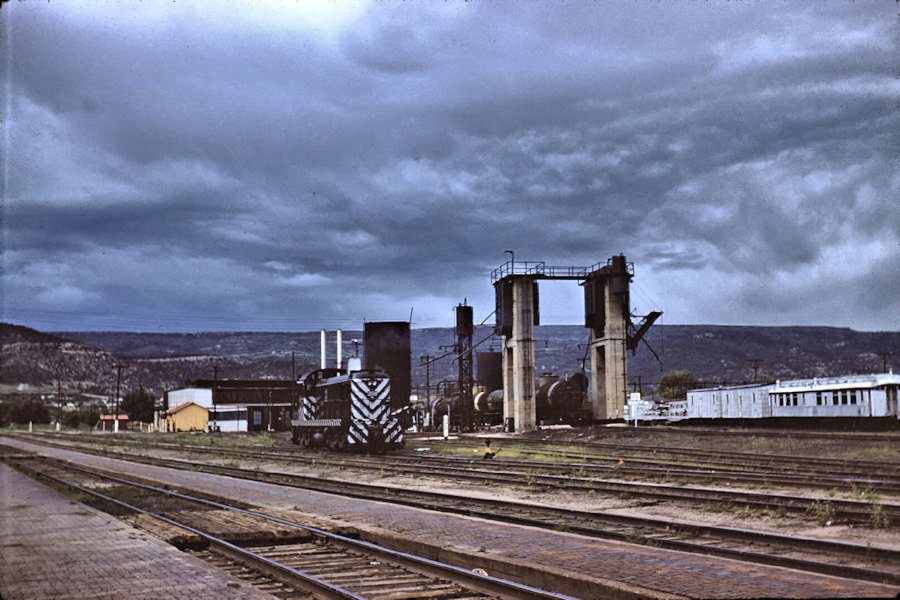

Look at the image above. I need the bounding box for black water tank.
[476,351,503,392]
[363,322,411,412]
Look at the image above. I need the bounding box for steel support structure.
[456,304,474,431]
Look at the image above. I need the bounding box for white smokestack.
[336,329,342,370]
[320,329,326,369]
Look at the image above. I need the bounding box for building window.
[850,390,857,404]
[832,392,839,405]
[793,393,799,406]
[816,392,823,405]
[841,391,848,405]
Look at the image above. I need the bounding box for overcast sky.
[2,1,897,333]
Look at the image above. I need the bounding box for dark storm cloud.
[3,1,897,332]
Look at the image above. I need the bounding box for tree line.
[0,388,156,427]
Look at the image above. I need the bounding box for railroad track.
[3,438,898,585]
[408,435,899,483]
[4,453,575,600]
[9,433,900,524]
[613,426,900,443]
[19,431,900,495]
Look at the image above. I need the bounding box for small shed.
[98,414,129,432]
[166,401,209,432]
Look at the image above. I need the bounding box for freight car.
[291,367,403,453]
[436,372,590,427]
[534,373,591,424]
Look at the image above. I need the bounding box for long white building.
[664,372,900,421]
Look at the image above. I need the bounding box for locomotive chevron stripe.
[350,380,389,403]
[301,396,317,420]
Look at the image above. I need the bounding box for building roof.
[186,379,295,389]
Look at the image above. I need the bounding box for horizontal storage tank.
[475,389,504,414]
[536,374,587,417]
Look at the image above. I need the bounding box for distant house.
[98,414,129,432]
[165,402,208,432]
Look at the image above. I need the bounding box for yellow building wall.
[167,403,208,432]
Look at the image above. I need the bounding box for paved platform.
[0,463,275,600]
[4,436,900,599]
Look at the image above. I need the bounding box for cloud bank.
[3,1,897,332]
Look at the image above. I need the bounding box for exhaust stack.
[337,329,343,370]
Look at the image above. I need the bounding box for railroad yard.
[1,426,898,599]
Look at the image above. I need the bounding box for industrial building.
[637,372,900,423]
[181,379,293,432]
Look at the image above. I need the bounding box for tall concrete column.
[501,277,537,432]
[502,338,514,427]
[590,330,627,420]
[587,256,630,421]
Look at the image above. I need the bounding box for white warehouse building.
[681,372,900,421]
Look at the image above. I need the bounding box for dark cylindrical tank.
[474,389,504,414]
[364,322,411,412]
[536,374,586,420]
[432,395,460,419]
[476,351,502,393]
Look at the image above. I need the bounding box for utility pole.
[291,348,296,425]
[876,352,894,373]
[56,380,62,432]
[112,364,127,433]
[748,358,762,383]
[212,365,219,433]
[420,355,433,428]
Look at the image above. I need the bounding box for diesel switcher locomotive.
[291,367,403,453]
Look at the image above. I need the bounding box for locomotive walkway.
[0,463,275,600]
[3,436,899,599]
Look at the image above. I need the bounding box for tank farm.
[2,255,899,600]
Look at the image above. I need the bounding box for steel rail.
[8,455,577,600]
[4,441,898,586]
[413,435,899,476]
[6,434,899,524]
[25,432,900,493]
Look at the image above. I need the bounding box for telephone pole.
[748,358,762,383]
[212,365,220,433]
[420,355,433,428]
[876,352,894,373]
[112,364,127,433]
[56,380,62,431]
